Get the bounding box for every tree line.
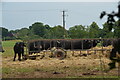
[1,21,120,41]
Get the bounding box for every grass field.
[2,40,21,57]
[1,40,120,78]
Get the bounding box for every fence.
[26,38,113,55]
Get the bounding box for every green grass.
[2,67,35,77]
[2,40,21,57]
[15,67,34,73]
[2,67,13,74]
[2,41,16,47]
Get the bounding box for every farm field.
[1,40,120,79]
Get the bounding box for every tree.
[1,27,9,38]
[47,25,67,39]
[0,27,16,40]
[29,22,46,37]
[101,22,114,38]
[113,21,120,38]
[68,25,87,39]
[43,24,52,39]
[17,28,29,40]
[88,22,100,38]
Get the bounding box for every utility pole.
[62,10,66,29]
[62,10,67,38]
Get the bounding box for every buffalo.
[108,38,120,69]
[102,39,113,47]
[13,42,26,61]
[102,38,120,69]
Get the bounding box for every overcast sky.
[1,0,119,2]
[1,1,119,30]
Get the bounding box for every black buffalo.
[101,38,120,61]
[108,38,120,69]
[28,40,50,54]
[13,42,26,61]
[110,39,120,59]
[100,38,120,69]
[102,39,113,47]
[28,39,100,54]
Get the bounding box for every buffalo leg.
[110,48,117,60]
[13,53,17,61]
[108,61,116,69]
[108,48,117,69]
[22,52,25,60]
[18,53,21,61]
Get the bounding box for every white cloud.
[1,0,119,2]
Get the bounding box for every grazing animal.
[13,42,25,61]
[101,38,120,69]
[108,38,120,69]
[102,39,113,47]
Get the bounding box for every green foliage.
[2,21,119,40]
[88,22,100,38]
[51,25,66,39]
[113,21,120,38]
[101,22,114,38]
[1,27,9,38]
[0,27,16,40]
[16,28,30,41]
[3,36,16,40]
[29,22,47,37]
[43,25,68,39]
[69,25,88,39]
